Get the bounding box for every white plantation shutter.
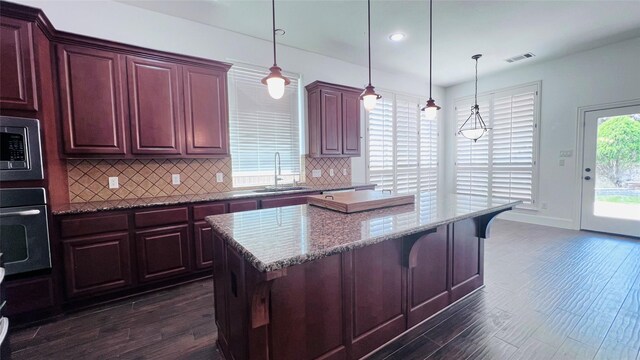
[368,96,395,191]
[454,83,539,208]
[228,65,302,187]
[420,109,439,192]
[396,98,420,194]
[367,93,438,194]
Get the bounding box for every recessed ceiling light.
[389,32,405,42]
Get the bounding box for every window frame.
[453,81,541,210]
[227,62,305,188]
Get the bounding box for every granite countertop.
[206,192,521,273]
[52,183,373,215]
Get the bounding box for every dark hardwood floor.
[10,220,640,359]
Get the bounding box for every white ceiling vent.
[505,53,535,63]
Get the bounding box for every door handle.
[0,209,41,218]
[584,176,591,180]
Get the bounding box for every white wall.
[444,37,640,229]
[14,0,444,185]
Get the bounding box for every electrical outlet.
[559,150,573,158]
[329,168,334,177]
[559,159,565,166]
[171,174,180,185]
[312,169,321,178]
[342,168,348,176]
[108,177,119,189]
[216,172,224,183]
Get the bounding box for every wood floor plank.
[466,335,518,360]
[551,338,599,360]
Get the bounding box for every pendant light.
[421,0,440,120]
[458,54,490,142]
[261,0,290,100]
[360,0,381,112]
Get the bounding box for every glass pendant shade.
[422,98,441,120]
[459,128,487,141]
[261,66,290,100]
[361,85,381,112]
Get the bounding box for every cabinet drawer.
[228,200,258,213]
[60,213,129,238]
[135,207,188,228]
[4,276,54,316]
[193,203,226,221]
[261,195,311,209]
[63,233,133,298]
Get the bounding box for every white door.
[581,104,640,238]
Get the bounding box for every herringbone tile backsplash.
[67,157,352,203]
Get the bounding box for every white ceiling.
[118,0,640,87]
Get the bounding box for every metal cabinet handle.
[584,176,591,180]
[324,195,334,200]
[0,209,41,217]
[585,168,591,172]
[382,189,392,194]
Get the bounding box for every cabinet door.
[407,226,450,327]
[194,220,214,269]
[451,219,483,302]
[57,45,127,154]
[183,65,229,156]
[320,89,343,155]
[349,238,405,358]
[0,17,37,111]
[127,56,183,155]
[341,91,361,156]
[63,232,132,298]
[135,224,191,282]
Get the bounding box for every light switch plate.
[329,169,334,177]
[342,168,348,176]
[171,174,180,185]
[108,177,119,189]
[559,150,573,158]
[559,159,565,166]
[312,169,321,178]
[216,172,224,183]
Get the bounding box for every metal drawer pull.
[0,209,41,217]
[0,301,5,312]
[324,195,334,200]
[0,268,4,285]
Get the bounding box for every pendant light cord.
[474,57,478,106]
[367,0,372,86]
[429,0,433,99]
[272,0,277,66]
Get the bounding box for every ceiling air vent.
[505,52,535,63]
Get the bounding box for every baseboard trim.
[497,211,574,229]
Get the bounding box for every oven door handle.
[0,209,41,217]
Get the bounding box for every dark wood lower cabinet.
[193,221,214,269]
[63,232,132,298]
[349,239,405,358]
[451,218,483,302]
[135,224,191,282]
[407,226,450,327]
[213,218,493,360]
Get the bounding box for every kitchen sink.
[253,186,310,193]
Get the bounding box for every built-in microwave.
[0,116,43,182]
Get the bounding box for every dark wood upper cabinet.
[341,91,361,156]
[306,81,362,157]
[127,56,183,155]
[183,65,229,156]
[320,89,342,155]
[0,16,38,111]
[57,45,127,154]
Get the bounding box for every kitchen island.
[206,192,520,360]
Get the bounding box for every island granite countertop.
[52,182,373,215]
[206,192,521,272]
